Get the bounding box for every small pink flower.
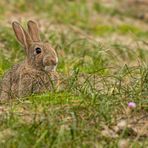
[128,102,136,108]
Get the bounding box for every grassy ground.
[0,0,148,147]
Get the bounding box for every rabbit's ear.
[12,21,32,51]
[27,20,41,42]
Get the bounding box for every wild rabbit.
[0,20,59,99]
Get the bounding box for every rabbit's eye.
[35,47,41,54]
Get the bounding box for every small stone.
[118,139,129,148]
[117,120,127,129]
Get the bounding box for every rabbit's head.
[12,20,58,72]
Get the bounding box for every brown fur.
[0,20,59,99]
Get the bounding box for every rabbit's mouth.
[44,65,56,72]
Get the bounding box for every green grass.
[0,0,148,147]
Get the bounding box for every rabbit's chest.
[10,68,58,98]
[18,72,55,94]
[31,73,52,93]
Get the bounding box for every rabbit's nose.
[43,56,57,66]
[50,58,57,66]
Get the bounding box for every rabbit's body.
[0,20,59,99]
[0,62,58,99]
